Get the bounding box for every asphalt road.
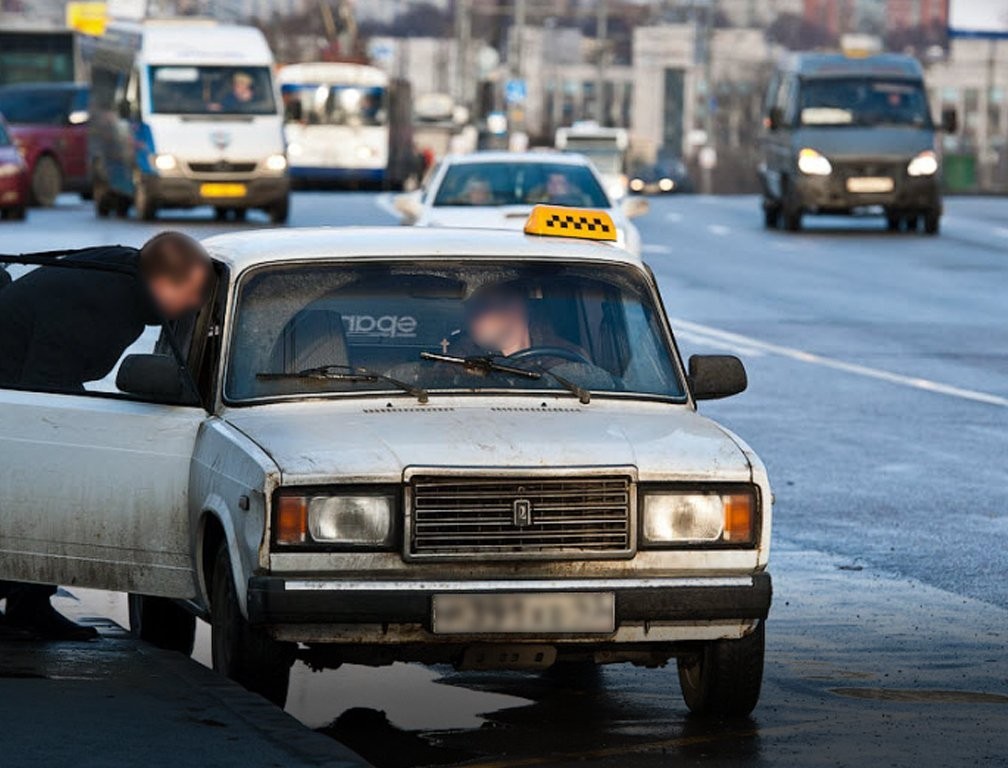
[2,193,1006,767]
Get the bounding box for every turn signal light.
[275,495,308,545]
[723,494,754,542]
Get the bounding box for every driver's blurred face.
[466,288,530,356]
[547,173,570,196]
[233,74,253,102]
[464,178,492,205]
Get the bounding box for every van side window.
[782,76,800,125]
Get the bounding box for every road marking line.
[707,224,730,236]
[664,211,683,222]
[671,318,1008,408]
[676,329,765,358]
[374,192,400,220]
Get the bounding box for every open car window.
[0,258,201,405]
[226,260,686,404]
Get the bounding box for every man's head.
[466,284,530,357]
[232,72,254,103]
[139,232,212,319]
[463,177,493,205]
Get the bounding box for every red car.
[0,115,28,220]
[0,82,89,206]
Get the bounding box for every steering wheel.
[507,346,592,366]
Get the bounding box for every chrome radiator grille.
[408,475,633,559]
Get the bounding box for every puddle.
[831,688,1008,704]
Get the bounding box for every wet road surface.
[4,192,1007,766]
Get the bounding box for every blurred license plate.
[846,177,893,193]
[432,592,615,635]
[200,183,247,198]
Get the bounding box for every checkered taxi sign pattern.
[524,205,618,242]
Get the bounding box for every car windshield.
[226,261,685,403]
[0,121,10,145]
[282,84,387,126]
[798,77,931,127]
[0,87,72,124]
[149,65,277,116]
[433,162,610,208]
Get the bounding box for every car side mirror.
[941,107,957,133]
[621,195,650,219]
[393,191,423,222]
[116,353,196,404]
[688,354,747,401]
[767,106,783,131]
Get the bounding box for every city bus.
[279,62,417,189]
[555,121,630,200]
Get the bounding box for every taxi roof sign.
[524,205,617,243]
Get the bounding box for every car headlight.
[154,153,177,172]
[265,153,288,171]
[629,178,645,192]
[356,145,375,160]
[287,142,302,158]
[797,148,832,176]
[641,489,756,545]
[907,150,938,177]
[275,490,395,548]
[658,177,675,192]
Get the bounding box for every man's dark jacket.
[0,246,158,391]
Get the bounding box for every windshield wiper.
[419,352,591,404]
[257,364,428,403]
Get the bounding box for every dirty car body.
[0,226,771,716]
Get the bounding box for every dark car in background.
[628,158,692,194]
[0,115,28,220]
[0,82,89,206]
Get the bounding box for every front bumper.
[793,173,940,214]
[247,572,772,638]
[145,174,289,208]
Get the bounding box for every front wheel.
[762,200,780,229]
[923,210,940,236]
[134,177,157,221]
[268,195,289,225]
[677,621,765,717]
[30,155,62,207]
[128,594,196,655]
[210,543,294,706]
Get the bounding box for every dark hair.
[139,231,210,284]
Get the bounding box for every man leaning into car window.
[0,232,211,640]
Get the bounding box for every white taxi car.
[393,152,648,256]
[0,208,771,716]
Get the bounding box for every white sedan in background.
[394,151,647,256]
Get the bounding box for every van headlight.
[907,150,938,177]
[275,490,395,548]
[797,148,832,176]
[154,153,178,172]
[641,489,756,546]
[265,153,288,171]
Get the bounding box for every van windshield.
[799,77,931,128]
[149,65,276,116]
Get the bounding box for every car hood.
[792,125,933,161]
[222,398,752,485]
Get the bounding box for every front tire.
[762,199,780,229]
[134,176,157,221]
[128,594,196,655]
[210,543,294,706]
[30,155,62,207]
[268,195,289,225]
[677,621,765,717]
[923,210,940,235]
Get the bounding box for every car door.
[0,258,208,598]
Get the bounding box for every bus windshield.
[799,77,932,128]
[282,84,387,126]
[149,65,277,116]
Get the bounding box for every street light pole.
[595,0,607,124]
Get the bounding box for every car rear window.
[433,162,611,208]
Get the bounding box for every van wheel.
[30,156,62,207]
[94,184,112,218]
[762,200,780,229]
[128,594,196,655]
[923,210,940,235]
[677,622,765,717]
[268,195,289,225]
[4,205,27,221]
[885,211,901,231]
[134,178,157,221]
[210,543,294,706]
